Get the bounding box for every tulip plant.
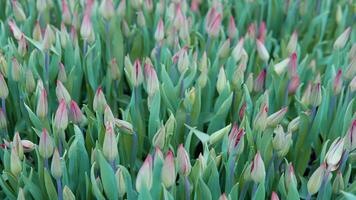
[0,0,355,199]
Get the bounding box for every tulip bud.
[239,103,247,120]
[59,23,68,48]
[161,150,176,188]
[254,104,268,131]
[174,5,185,29]
[165,113,176,138]
[131,0,142,10]
[18,35,27,56]
[307,163,326,195]
[36,0,47,13]
[117,0,126,17]
[0,108,7,129]
[21,140,35,152]
[333,69,343,95]
[345,120,356,151]
[206,10,221,38]
[99,0,115,20]
[0,53,8,77]
[12,0,26,22]
[63,186,75,200]
[36,88,48,119]
[273,58,290,75]
[11,58,22,82]
[58,63,67,83]
[301,82,312,106]
[80,9,94,41]
[0,73,9,99]
[345,58,356,80]
[288,116,300,133]
[254,69,266,92]
[61,0,71,25]
[51,148,62,179]
[13,132,24,160]
[8,20,22,40]
[325,137,344,171]
[136,154,153,192]
[198,72,208,88]
[54,99,68,131]
[349,76,356,92]
[332,171,344,194]
[250,152,266,184]
[183,87,196,112]
[246,73,254,92]
[109,59,121,81]
[104,105,115,124]
[177,144,191,176]
[144,59,159,96]
[285,163,297,191]
[155,18,165,42]
[17,188,25,200]
[333,27,351,50]
[197,154,207,174]
[43,25,55,50]
[273,126,292,157]
[271,192,280,200]
[69,100,83,124]
[232,38,244,62]
[152,124,166,149]
[258,21,266,43]
[33,21,42,41]
[256,39,270,62]
[288,75,300,94]
[267,107,288,127]
[217,67,227,94]
[153,146,164,166]
[11,146,22,176]
[132,59,144,87]
[228,16,237,39]
[56,81,71,104]
[287,31,298,55]
[137,11,146,28]
[309,82,322,107]
[115,166,127,197]
[210,124,232,145]
[103,122,118,162]
[177,50,189,74]
[218,39,231,58]
[228,124,245,154]
[93,86,107,113]
[232,67,244,89]
[25,69,35,93]
[288,53,298,78]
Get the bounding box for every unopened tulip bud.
[51,148,62,179]
[217,67,227,94]
[131,0,142,10]
[0,73,9,99]
[197,154,207,174]
[136,154,153,192]
[103,122,118,162]
[228,124,245,154]
[80,10,94,41]
[54,99,68,131]
[333,27,351,50]
[210,124,232,145]
[8,20,22,40]
[33,21,42,41]
[228,16,237,39]
[232,67,244,89]
[60,23,68,49]
[116,166,127,197]
[61,0,71,25]
[199,51,208,72]
[132,59,144,87]
[219,193,228,200]
[153,146,164,166]
[288,53,298,78]
[258,21,266,43]
[183,87,196,112]
[288,116,300,133]
[198,72,208,88]
[254,69,266,92]
[17,188,25,200]
[25,69,35,93]
[137,11,146,28]
[301,82,312,106]
[256,39,269,62]
[325,137,344,171]
[152,124,166,149]
[250,152,266,184]
[161,150,176,188]
[121,20,131,37]
[11,146,22,176]
[0,53,8,77]
[345,120,356,151]
[0,109,7,129]
[285,163,297,191]
[239,103,247,120]
[333,69,343,95]
[332,171,344,194]
[103,105,115,124]
[165,113,176,137]
[287,31,298,55]
[349,76,356,92]
[58,63,67,83]
[99,0,115,20]
[309,82,322,107]
[56,81,71,104]
[288,75,300,94]
[43,25,55,50]
[69,100,83,124]
[206,11,221,38]
[109,59,121,81]
[345,58,356,80]
[154,18,164,42]
[117,0,126,17]
[273,125,292,157]
[218,39,231,58]
[232,38,244,62]
[177,144,191,176]
[36,0,47,13]
[12,0,26,22]
[246,73,254,92]
[21,140,35,152]
[267,107,288,127]
[93,86,107,113]
[177,50,189,74]
[11,58,22,82]
[13,132,24,160]
[274,58,290,75]
[144,60,159,96]
[307,163,326,195]
[63,186,75,200]
[254,104,268,131]
[174,5,185,29]
[18,35,27,56]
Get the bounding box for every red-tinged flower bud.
[250,151,266,184]
[228,16,237,39]
[271,192,280,200]
[254,69,266,92]
[274,58,290,75]
[80,9,94,41]
[0,73,9,99]
[285,163,297,191]
[325,137,344,171]
[69,100,83,124]
[8,20,22,40]
[18,34,27,56]
[131,59,143,87]
[10,146,22,176]
[288,53,298,78]
[177,144,191,176]
[110,58,121,81]
[309,82,322,107]
[267,107,288,127]
[36,88,48,119]
[104,105,115,124]
[103,122,118,162]
[12,0,26,22]
[0,108,7,129]
[153,146,164,166]
[136,154,153,192]
[0,53,8,78]
[218,39,231,58]
[345,119,356,151]
[177,49,189,74]
[25,69,35,93]
[54,99,68,131]
[60,23,68,48]
[144,59,159,96]
[174,5,185,29]
[333,69,343,95]
[21,140,35,152]
[247,23,256,39]
[56,80,71,104]
[33,21,42,41]
[191,0,200,12]
[61,0,71,25]
[137,11,146,28]
[219,193,228,200]
[161,150,176,188]
[13,132,24,160]
[333,27,351,50]
[288,75,300,94]
[332,171,344,194]
[287,31,298,55]
[216,67,227,94]
[154,18,165,42]
[206,12,221,38]
[144,0,153,13]
[99,0,115,20]
[239,103,247,120]
[43,25,55,50]
[51,148,62,179]
[307,163,326,195]
[256,39,270,62]
[58,62,67,83]
[152,124,166,149]
[228,124,245,155]
[254,103,268,131]
[117,0,126,17]
[93,86,107,113]
[272,125,292,157]
[258,21,266,43]
[115,166,127,197]
[11,57,21,82]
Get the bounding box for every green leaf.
[252,183,265,200]
[97,151,118,200]
[195,178,212,200]
[44,169,58,200]
[90,163,106,200]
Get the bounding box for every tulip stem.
[111,160,116,171]
[265,151,276,190]
[44,158,49,169]
[317,169,330,200]
[239,181,250,200]
[56,178,63,200]
[284,80,290,106]
[130,131,138,176]
[184,176,190,200]
[205,36,211,53]
[44,50,50,92]
[83,40,88,56]
[58,136,63,156]
[251,183,258,198]
[306,193,311,200]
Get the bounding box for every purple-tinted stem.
[239,181,250,200]
[184,176,190,200]
[317,170,330,200]
[306,193,311,200]
[44,158,49,169]
[83,41,88,56]
[251,183,258,198]
[130,131,138,176]
[228,155,236,192]
[58,136,63,156]
[111,159,116,171]
[284,80,290,106]
[265,152,276,190]
[44,51,49,92]
[56,178,63,200]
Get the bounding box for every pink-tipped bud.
[103,122,118,162]
[285,163,297,191]
[258,21,266,43]
[206,11,221,38]
[61,0,71,25]
[69,100,83,124]
[54,99,68,131]
[99,0,115,20]
[10,146,22,176]
[104,105,115,124]
[117,0,126,17]
[0,73,9,99]
[250,152,266,184]
[153,146,164,166]
[13,132,24,160]
[254,103,268,131]
[256,39,270,62]
[56,80,71,104]
[228,16,237,39]
[287,31,298,55]
[80,8,94,41]
[333,27,351,50]
[25,68,35,93]
[228,124,245,154]
[239,103,247,120]
[288,75,300,94]
[271,192,280,200]
[161,150,176,188]
[154,18,165,42]
[110,58,121,81]
[58,62,67,83]
[93,86,107,113]
[174,5,185,29]
[219,193,228,200]
[267,107,288,127]
[333,69,343,95]
[144,59,159,96]
[51,148,62,179]
[254,69,266,92]
[307,163,326,195]
[12,0,26,22]
[309,82,322,107]
[288,53,298,78]
[144,0,153,13]
[345,119,356,151]
[325,137,344,171]
[191,0,200,12]
[36,88,48,119]
[18,34,28,56]
[42,24,55,50]
[39,128,54,159]
[8,20,22,40]
[177,144,191,176]
[132,59,144,87]
[21,140,35,152]
[247,23,256,39]
[33,21,42,41]
[11,57,21,82]
[136,154,153,192]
